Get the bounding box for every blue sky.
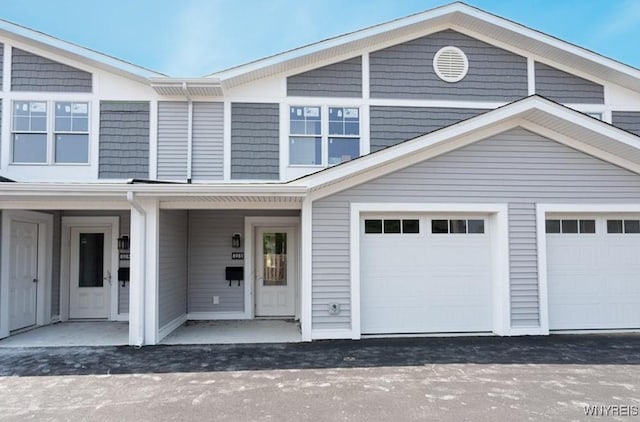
[1,0,639,77]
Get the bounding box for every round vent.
[433,46,468,83]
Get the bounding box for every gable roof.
[290,95,640,198]
[208,2,640,92]
[0,18,166,82]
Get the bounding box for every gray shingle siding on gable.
[612,111,640,136]
[369,30,528,101]
[370,106,488,152]
[231,103,280,180]
[157,102,188,180]
[534,62,604,104]
[11,48,92,92]
[98,101,150,179]
[192,102,224,180]
[312,128,640,331]
[287,56,362,98]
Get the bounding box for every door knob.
[32,278,38,283]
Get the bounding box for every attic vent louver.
[433,46,468,83]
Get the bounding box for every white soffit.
[149,79,224,97]
[209,3,640,92]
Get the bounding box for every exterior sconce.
[232,233,241,249]
[117,235,129,251]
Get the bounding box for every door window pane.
[579,219,596,234]
[545,220,561,233]
[561,220,578,233]
[432,219,448,234]
[383,220,401,233]
[13,133,47,163]
[450,219,467,234]
[364,220,382,234]
[79,233,104,288]
[607,220,623,233]
[263,233,287,286]
[625,220,640,233]
[402,219,420,233]
[468,219,485,234]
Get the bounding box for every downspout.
[182,82,193,184]
[127,191,146,346]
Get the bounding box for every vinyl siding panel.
[369,30,528,101]
[11,48,92,92]
[370,106,488,151]
[230,103,279,180]
[192,102,224,180]
[612,111,640,136]
[158,210,188,328]
[98,102,150,179]
[157,102,188,180]
[287,56,362,98]
[188,210,299,314]
[312,128,640,331]
[0,44,4,89]
[534,62,604,104]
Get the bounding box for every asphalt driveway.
[0,335,639,421]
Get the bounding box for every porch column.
[300,198,313,341]
[128,196,160,346]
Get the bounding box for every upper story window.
[12,100,89,164]
[289,105,360,166]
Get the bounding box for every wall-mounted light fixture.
[232,233,241,249]
[117,235,129,251]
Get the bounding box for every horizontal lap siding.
[534,62,604,104]
[159,210,188,328]
[192,102,224,180]
[231,103,279,180]
[157,102,188,180]
[312,128,640,331]
[612,111,640,136]
[99,102,150,179]
[0,44,3,87]
[11,48,92,92]
[370,106,488,151]
[287,56,362,98]
[369,30,527,101]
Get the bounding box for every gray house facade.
[1,3,640,346]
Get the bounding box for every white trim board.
[158,313,188,342]
[349,203,511,340]
[0,210,53,339]
[535,203,640,335]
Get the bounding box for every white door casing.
[255,226,296,317]
[9,221,39,331]
[69,226,112,319]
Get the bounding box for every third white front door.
[255,227,295,317]
[9,221,39,331]
[69,227,112,319]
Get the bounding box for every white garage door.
[546,216,640,330]
[360,215,493,335]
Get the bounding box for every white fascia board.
[293,96,640,194]
[0,21,165,81]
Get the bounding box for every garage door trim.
[536,203,640,335]
[350,203,510,339]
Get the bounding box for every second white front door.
[255,227,296,317]
[9,221,39,331]
[69,227,112,319]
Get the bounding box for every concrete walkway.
[0,322,129,347]
[0,335,638,421]
[161,320,301,345]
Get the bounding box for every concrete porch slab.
[161,320,301,345]
[0,322,129,348]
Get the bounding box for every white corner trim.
[362,53,370,100]
[534,203,640,335]
[527,57,535,95]
[300,199,313,341]
[148,100,159,179]
[349,203,511,339]
[223,101,232,181]
[158,313,187,342]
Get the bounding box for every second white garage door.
[360,215,493,335]
[546,216,640,330]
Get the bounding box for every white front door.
[9,221,39,331]
[255,227,295,317]
[69,227,112,319]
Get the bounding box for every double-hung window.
[12,100,90,164]
[289,105,360,167]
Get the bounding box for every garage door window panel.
[383,220,401,234]
[402,219,420,234]
[364,219,382,234]
[547,219,596,234]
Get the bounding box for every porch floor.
[0,322,129,348]
[161,320,302,345]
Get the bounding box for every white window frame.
[10,99,91,166]
[288,104,362,168]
